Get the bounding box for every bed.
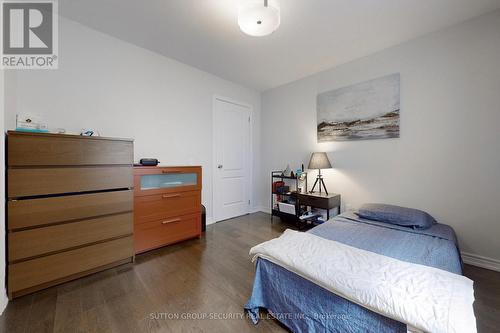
[244,210,471,333]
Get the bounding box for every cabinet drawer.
[134,213,201,253]
[297,195,325,208]
[8,190,133,230]
[8,166,133,198]
[8,236,134,294]
[7,133,133,166]
[133,166,202,196]
[8,213,133,262]
[296,194,340,209]
[134,191,201,224]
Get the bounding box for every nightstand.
[295,192,341,220]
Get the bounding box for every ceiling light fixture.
[238,0,280,37]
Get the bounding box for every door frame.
[212,95,253,223]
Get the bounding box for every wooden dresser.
[6,131,134,298]
[134,166,202,254]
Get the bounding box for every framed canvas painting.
[317,73,400,142]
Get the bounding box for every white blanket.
[250,229,476,333]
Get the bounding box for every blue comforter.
[244,212,463,332]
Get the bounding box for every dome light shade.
[238,0,280,37]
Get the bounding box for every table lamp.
[308,152,332,195]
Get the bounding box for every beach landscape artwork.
[317,73,400,142]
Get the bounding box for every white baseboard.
[249,206,260,213]
[0,293,8,315]
[207,208,266,225]
[252,205,270,214]
[206,217,216,226]
[461,252,500,272]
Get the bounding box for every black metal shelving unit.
[270,170,307,226]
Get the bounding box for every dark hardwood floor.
[1,212,499,333]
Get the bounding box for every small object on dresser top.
[139,158,160,166]
[53,128,66,134]
[16,113,49,133]
[80,129,99,136]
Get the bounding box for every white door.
[213,97,251,222]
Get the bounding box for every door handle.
[217,164,223,169]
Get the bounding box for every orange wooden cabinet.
[133,166,202,254]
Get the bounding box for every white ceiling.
[60,0,500,91]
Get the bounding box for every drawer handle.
[162,170,182,174]
[162,218,181,225]
[162,194,181,199]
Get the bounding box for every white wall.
[4,17,262,222]
[0,70,7,313]
[260,11,500,263]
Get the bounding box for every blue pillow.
[356,203,436,229]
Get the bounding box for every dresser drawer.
[8,213,133,262]
[8,190,133,230]
[134,213,201,253]
[7,133,133,166]
[8,236,134,295]
[8,166,133,198]
[134,190,201,224]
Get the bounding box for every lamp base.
[310,171,328,195]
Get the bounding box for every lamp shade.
[308,152,332,170]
